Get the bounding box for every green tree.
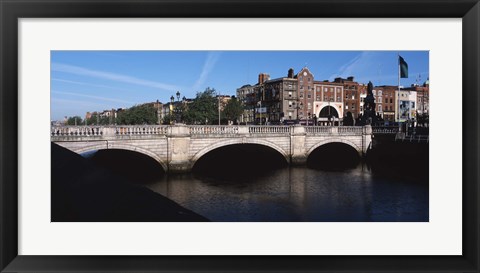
[183,87,218,125]
[223,96,243,124]
[87,113,110,125]
[116,104,157,125]
[162,113,174,125]
[66,116,83,125]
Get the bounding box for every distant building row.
[79,95,232,125]
[236,67,429,124]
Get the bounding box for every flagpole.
[398,53,400,124]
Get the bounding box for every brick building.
[373,86,396,122]
[333,77,362,119]
[237,67,345,124]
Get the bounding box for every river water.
[145,164,428,222]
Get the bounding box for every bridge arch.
[191,138,290,166]
[306,138,362,157]
[75,143,168,172]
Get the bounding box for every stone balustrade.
[372,126,399,134]
[116,125,168,136]
[189,125,239,135]
[51,126,104,137]
[51,125,368,140]
[248,126,291,135]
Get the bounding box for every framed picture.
[1,0,478,272]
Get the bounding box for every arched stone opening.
[319,106,339,118]
[192,142,289,179]
[307,141,361,170]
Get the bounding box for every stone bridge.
[51,125,373,173]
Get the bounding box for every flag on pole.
[399,55,408,78]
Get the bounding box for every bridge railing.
[51,126,104,137]
[305,126,363,135]
[189,125,239,135]
[338,127,364,135]
[372,126,399,134]
[116,125,168,136]
[305,126,332,134]
[51,125,369,139]
[248,126,291,135]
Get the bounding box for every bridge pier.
[290,126,307,165]
[167,125,192,173]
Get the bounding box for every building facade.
[237,67,344,125]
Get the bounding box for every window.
[346,105,349,110]
[385,98,388,103]
[378,105,382,112]
[307,93,311,99]
[300,85,303,90]
[308,77,311,82]
[308,103,312,109]
[352,95,355,100]
[316,96,320,101]
[299,76,303,81]
[337,96,341,102]
[352,104,355,110]
[390,98,393,103]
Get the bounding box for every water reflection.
[146,163,428,222]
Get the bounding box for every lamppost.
[156,99,160,125]
[170,95,175,124]
[176,91,181,123]
[218,93,221,126]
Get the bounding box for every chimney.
[347,76,354,81]
[288,68,294,78]
[258,73,270,84]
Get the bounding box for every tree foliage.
[86,113,111,125]
[116,104,158,125]
[66,116,83,126]
[183,87,219,125]
[223,96,243,123]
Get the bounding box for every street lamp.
[176,91,181,123]
[170,95,175,124]
[218,93,221,126]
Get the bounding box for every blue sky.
[51,51,429,120]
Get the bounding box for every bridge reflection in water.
[51,125,373,173]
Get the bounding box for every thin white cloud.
[52,78,130,92]
[51,63,180,91]
[52,90,133,104]
[51,98,108,108]
[329,52,371,81]
[192,52,221,91]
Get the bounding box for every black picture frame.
[1,0,479,272]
